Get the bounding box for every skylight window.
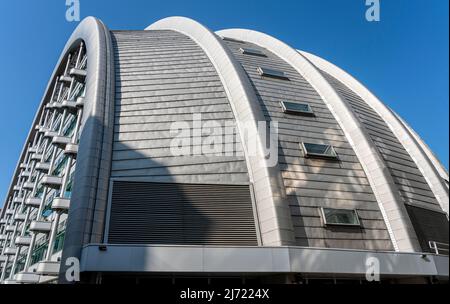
[281,101,314,116]
[320,208,361,226]
[240,47,267,57]
[257,67,289,80]
[301,143,338,160]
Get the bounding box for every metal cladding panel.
[107,181,258,245]
[405,204,449,253]
[111,30,249,185]
[322,71,441,212]
[222,40,393,251]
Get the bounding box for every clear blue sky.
[0,0,448,207]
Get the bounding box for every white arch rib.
[302,51,449,215]
[393,110,449,187]
[1,16,106,212]
[216,28,429,252]
[147,17,296,246]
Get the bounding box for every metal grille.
[108,181,258,245]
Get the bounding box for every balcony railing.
[429,241,449,255]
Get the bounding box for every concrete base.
[80,244,449,279]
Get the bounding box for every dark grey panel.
[107,181,258,245]
[405,204,449,253]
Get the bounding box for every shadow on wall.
[59,116,213,282]
[277,149,368,250]
[60,113,259,282]
[61,114,211,248]
[244,75,372,250]
[105,146,211,246]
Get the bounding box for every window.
[239,47,267,57]
[63,118,77,137]
[35,186,44,199]
[65,175,73,198]
[281,101,314,116]
[53,230,66,253]
[222,36,245,44]
[257,67,289,80]
[301,143,338,160]
[41,197,54,218]
[52,155,69,176]
[321,208,360,226]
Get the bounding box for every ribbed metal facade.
[0,16,448,284]
[111,30,248,185]
[323,72,441,211]
[222,39,393,251]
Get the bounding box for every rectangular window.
[281,101,314,116]
[239,47,267,57]
[63,118,76,137]
[52,155,69,176]
[301,142,338,160]
[321,208,360,226]
[257,67,289,80]
[35,186,45,198]
[222,37,245,44]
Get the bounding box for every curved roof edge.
[147,17,296,246]
[301,50,449,214]
[58,16,116,281]
[1,16,106,216]
[392,109,449,181]
[216,28,437,252]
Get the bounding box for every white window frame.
[239,47,267,57]
[257,66,289,80]
[320,207,361,227]
[281,101,315,116]
[301,142,339,160]
[222,36,245,44]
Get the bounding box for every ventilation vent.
[107,181,258,246]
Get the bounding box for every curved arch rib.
[393,110,449,187]
[147,17,296,246]
[58,16,115,282]
[216,28,429,252]
[301,51,449,215]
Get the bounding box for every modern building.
[0,16,448,284]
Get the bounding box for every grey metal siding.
[223,40,393,250]
[111,30,248,185]
[107,181,258,245]
[322,71,441,211]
